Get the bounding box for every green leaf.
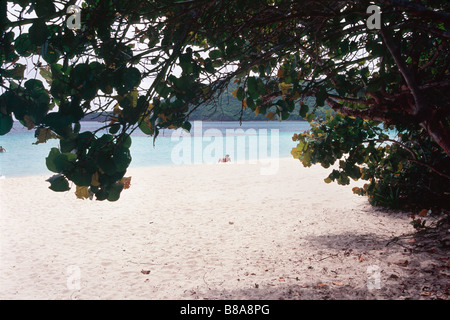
[43,46,59,64]
[60,136,77,153]
[14,33,35,57]
[367,79,382,93]
[25,79,47,99]
[45,148,76,173]
[247,77,258,99]
[204,58,215,73]
[299,103,309,118]
[29,20,49,46]
[34,0,56,17]
[0,112,13,135]
[236,87,244,101]
[122,67,141,91]
[107,182,124,201]
[109,123,121,134]
[46,148,62,173]
[73,122,81,134]
[139,118,153,135]
[114,147,131,172]
[94,187,108,201]
[65,152,77,162]
[47,175,70,192]
[98,153,117,175]
[68,168,93,187]
[209,49,222,60]
[39,67,53,85]
[182,121,191,132]
[118,133,132,149]
[3,64,26,79]
[316,87,328,107]
[76,131,95,151]
[71,63,90,85]
[42,113,74,137]
[180,54,194,74]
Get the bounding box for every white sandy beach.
[0,158,448,300]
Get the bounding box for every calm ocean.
[0,121,310,178]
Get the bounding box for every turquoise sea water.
[0,121,310,177]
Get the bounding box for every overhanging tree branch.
[325,98,410,124]
[379,27,428,120]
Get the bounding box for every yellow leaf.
[254,106,260,116]
[231,89,238,98]
[23,115,35,130]
[119,176,132,189]
[113,104,123,116]
[91,172,101,187]
[324,177,332,184]
[242,99,247,109]
[393,259,409,267]
[266,112,276,120]
[277,68,284,78]
[291,91,302,100]
[33,128,58,145]
[130,88,138,108]
[418,209,428,217]
[158,113,168,122]
[291,148,301,158]
[75,186,91,200]
[278,82,292,95]
[201,86,210,95]
[109,116,118,125]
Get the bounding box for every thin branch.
[407,159,450,180]
[363,139,450,180]
[379,27,428,120]
[325,98,399,123]
[327,93,374,106]
[381,0,450,24]
[5,0,77,28]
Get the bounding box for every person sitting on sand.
[218,154,231,163]
[0,146,6,153]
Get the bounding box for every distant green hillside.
[187,84,333,122]
[82,83,334,122]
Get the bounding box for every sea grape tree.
[1,0,448,207]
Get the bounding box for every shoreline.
[0,158,447,300]
[0,156,295,180]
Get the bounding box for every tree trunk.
[421,117,450,157]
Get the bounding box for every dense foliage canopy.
[1,0,449,208]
